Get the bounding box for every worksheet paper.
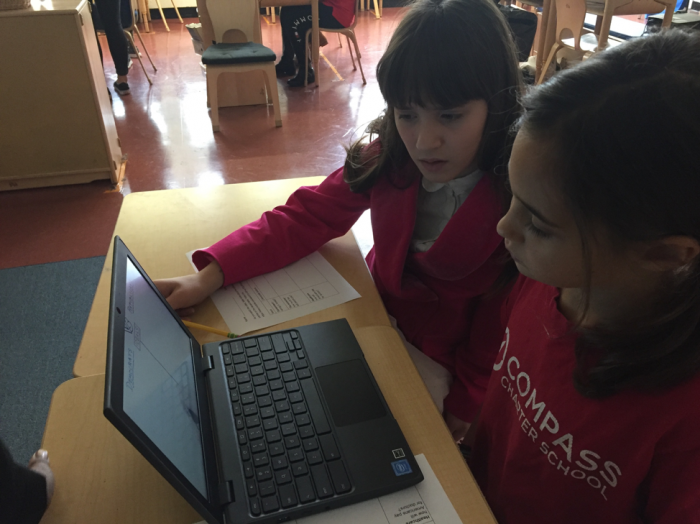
[187,251,361,335]
[193,454,462,524]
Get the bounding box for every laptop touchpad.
[315,360,386,427]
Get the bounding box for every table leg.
[311,0,319,87]
[536,0,556,80]
[138,0,150,32]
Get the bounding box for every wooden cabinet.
[0,0,123,190]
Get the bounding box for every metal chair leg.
[124,30,153,84]
[153,0,170,31]
[170,0,183,24]
[133,25,157,72]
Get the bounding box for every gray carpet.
[0,257,104,464]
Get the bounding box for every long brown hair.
[518,30,700,398]
[343,0,522,201]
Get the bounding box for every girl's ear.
[639,236,700,272]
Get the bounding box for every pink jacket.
[193,161,508,421]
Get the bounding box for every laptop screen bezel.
[104,236,224,524]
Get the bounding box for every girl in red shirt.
[473,29,700,524]
[156,0,522,444]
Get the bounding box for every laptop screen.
[122,257,208,498]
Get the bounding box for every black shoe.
[287,67,314,87]
[127,34,140,57]
[113,81,130,96]
[275,60,296,78]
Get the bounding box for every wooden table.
[41,327,497,524]
[74,177,390,378]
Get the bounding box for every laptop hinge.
[218,480,235,505]
[202,354,215,373]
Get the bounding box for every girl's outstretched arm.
[192,167,371,289]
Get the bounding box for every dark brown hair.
[343,0,522,199]
[518,30,700,398]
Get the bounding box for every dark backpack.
[497,4,539,62]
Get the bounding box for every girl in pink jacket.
[156,0,522,443]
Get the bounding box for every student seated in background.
[274,0,354,87]
[0,441,54,523]
[470,29,700,524]
[155,0,523,445]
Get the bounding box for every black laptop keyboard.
[221,331,353,517]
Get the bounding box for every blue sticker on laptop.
[391,459,412,476]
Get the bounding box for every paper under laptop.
[187,250,361,335]
[192,454,462,524]
[297,454,462,524]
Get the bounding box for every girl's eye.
[440,112,463,122]
[395,112,415,121]
[527,222,552,239]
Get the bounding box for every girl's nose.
[496,203,523,243]
[415,123,441,151]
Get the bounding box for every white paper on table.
[187,250,361,336]
[192,454,462,524]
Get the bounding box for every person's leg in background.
[278,3,345,87]
[93,0,131,95]
[287,8,313,87]
[278,5,310,80]
[289,3,345,87]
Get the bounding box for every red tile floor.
[0,9,406,269]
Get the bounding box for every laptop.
[104,236,423,524]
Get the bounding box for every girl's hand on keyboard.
[153,260,224,314]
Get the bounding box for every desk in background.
[41,327,497,523]
[74,177,391,377]
[0,0,123,190]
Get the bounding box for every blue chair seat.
[202,42,276,66]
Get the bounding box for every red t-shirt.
[321,0,355,27]
[470,276,700,524]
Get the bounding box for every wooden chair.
[135,0,183,32]
[585,0,675,49]
[125,0,157,84]
[155,0,183,32]
[304,0,367,85]
[360,0,381,18]
[200,0,282,131]
[536,0,621,84]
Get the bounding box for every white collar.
[421,169,482,194]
